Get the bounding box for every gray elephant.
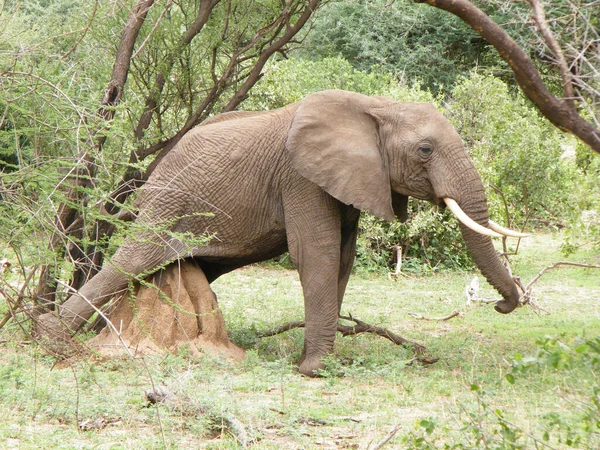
[37,90,525,376]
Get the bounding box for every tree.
[415,0,600,153]
[8,0,321,308]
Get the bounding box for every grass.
[0,232,598,449]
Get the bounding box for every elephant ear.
[286,90,394,221]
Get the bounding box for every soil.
[89,260,245,362]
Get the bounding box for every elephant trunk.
[436,163,521,313]
[460,225,520,313]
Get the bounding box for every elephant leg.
[337,209,360,314]
[35,233,181,340]
[284,185,342,377]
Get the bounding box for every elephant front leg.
[337,209,360,313]
[297,253,341,376]
[284,193,343,377]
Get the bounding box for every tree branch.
[528,0,575,106]
[416,0,600,153]
[525,261,600,293]
[258,314,426,354]
[36,0,156,304]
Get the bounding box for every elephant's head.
[286,90,524,313]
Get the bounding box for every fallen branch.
[525,261,600,291]
[258,314,426,354]
[371,424,402,450]
[408,310,463,321]
[145,385,253,447]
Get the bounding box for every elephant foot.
[298,356,326,377]
[494,297,519,314]
[34,312,74,351]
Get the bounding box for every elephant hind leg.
[36,234,181,340]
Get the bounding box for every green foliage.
[301,0,501,93]
[246,55,435,110]
[447,72,578,228]
[355,204,473,274]
[402,334,600,449]
[562,152,600,254]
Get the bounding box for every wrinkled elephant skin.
[36,90,521,376]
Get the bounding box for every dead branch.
[408,310,463,321]
[525,261,600,291]
[387,245,406,280]
[145,385,253,447]
[371,424,402,450]
[508,261,600,313]
[258,314,426,354]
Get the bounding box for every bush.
[355,204,472,274]
[562,151,600,254]
[447,72,578,229]
[245,55,435,110]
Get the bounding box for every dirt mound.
[89,261,245,361]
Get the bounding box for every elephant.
[36,89,526,376]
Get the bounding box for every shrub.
[447,72,578,229]
[245,55,435,110]
[355,204,472,274]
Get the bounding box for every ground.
[0,233,598,448]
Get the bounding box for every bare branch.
[528,0,574,106]
[408,311,463,321]
[372,424,402,450]
[416,0,600,153]
[258,314,426,354]
[525,261,600,292]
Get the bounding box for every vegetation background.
[0,0,598,447]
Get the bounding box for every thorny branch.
[36,0,156,305]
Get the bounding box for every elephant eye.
[418,145,433,156]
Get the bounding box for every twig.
[525,261,600,291]
[371,424,402,450]
[408,310,463,321]
[0,266,37,331]
[61,0,99,60]
[338,315,426,354]
[388,245,406,280]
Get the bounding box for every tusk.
[443,198,503,238]
[488,220,530,238]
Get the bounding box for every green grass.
[0,233,598,448]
